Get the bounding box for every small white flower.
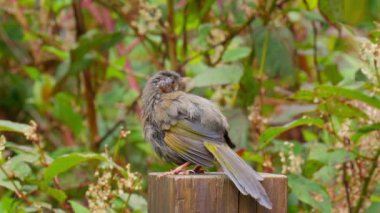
[359,40,380,83]
[0,135,6,157]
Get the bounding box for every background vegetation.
[0,0,380,212]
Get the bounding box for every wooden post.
[148,172,287,213]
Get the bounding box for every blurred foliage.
[0,0,380,212]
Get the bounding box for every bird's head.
[142,71,186,119]
[148,71,185,94]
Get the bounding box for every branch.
[302,0,321,83]
[93,0,164,69]
[167,0,178,71]
[181,2,189,62]
[342,162,353,213]
[179,12,257,67]
[73,0,99,149]
[0,165,32,205]
[354,147,380,213]
[81,0,143,120]
[96,119,124,145]
[257,30,270,112]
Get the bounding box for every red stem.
[82,0,142,118]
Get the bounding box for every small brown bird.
[142,71,272,209]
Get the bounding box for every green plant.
[1,0,380,212]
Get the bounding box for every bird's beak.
[180,77,192,91]
[181,77,191,85]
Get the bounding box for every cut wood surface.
[148,172,287,213]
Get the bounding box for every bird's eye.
[158,77,176,93]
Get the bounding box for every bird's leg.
[177,165,205,175]
[192,165,205,174]
[159,162,191,177]
[193,165,205,174]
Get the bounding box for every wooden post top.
[148,172,288,213]
[149,172,287,179]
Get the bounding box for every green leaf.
[319,0,370,26]
[302,10,325,22]
[32,74,55,110]
[236,66,259,108]
[0,18,31,64]
[0,169,22,192]
[303,129,318,142]
[352,123,380,142]
[303,160,324,178]
[191,64,243,87]
[305,0,318,9]
[5,158,32,180]
[129,194,148,212]
[69,201,91,213]
[242,151,263,164]
[288,174,332,213]
[369,0,380,20]
[316,85,380,109]
[0,120,30,134]
[223,108,249,147]
[1,192,23,212]
[222,47,251,62]
[123,90,140,107]
[371,195,380,202]
[71,31,124,68]
[308,143,355,165]
[365,202,380,213]
[288,192,299,213]
[49,0,72,13]
[52,93,84,136]
[195,24,212,47]
[23,66,41,80]
[118,193,147,212]
[54,30,125,90]
[69,52,96,76]
[254,27,294,78]
[313,165,337,184]
[200,0,215,18]
[292,90,314,101]
[44,153,107,181]
[318,101,368,119]
[43,46,69,60]
[293,85,380,109]
[36,182,67,204]
[323,64,343,84]
[327,149,355,164]
[269,104,317,125]
[308,143,329,163]
[106,57,126,80]
[259,117,324,147]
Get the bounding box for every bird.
[142,70,272,209]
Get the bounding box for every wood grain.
[148,172,287,213]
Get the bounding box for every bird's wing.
[156,92,229,167]
[164,119,224,167]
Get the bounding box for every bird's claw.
[159,168,205,177]
[177,170,193,175]
[158,163,204,177]
[158,169,192,177]
[192,166,205,174]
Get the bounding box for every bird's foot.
[161,169,203,176]
[176,170,194,175]
[158,162,191,177]
[190,166,205,174]
[159,165,205,177]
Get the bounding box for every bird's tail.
[204,142,272,209]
